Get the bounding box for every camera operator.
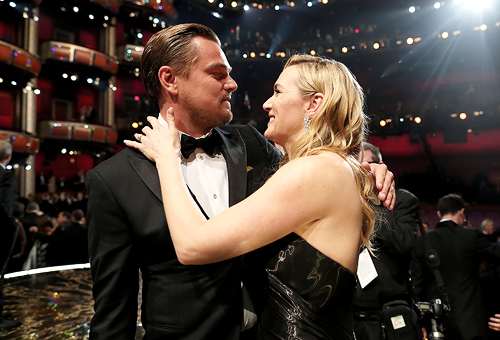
[411,194,500,340]
[353,143,423,340]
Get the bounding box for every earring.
[303,114,312,132]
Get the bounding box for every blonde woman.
[127,55,378,339]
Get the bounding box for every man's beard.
[184,95,233,131]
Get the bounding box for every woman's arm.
[125,112,354,265]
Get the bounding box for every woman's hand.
[124,107,181,163]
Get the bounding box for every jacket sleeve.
[86,169,140,340]
[474,228,500,263]
[410,236,427,302]
[378,189,420,254]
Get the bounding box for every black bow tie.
[180,133,218,159]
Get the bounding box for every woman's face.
[484,221,494,234]
[262,65,311,151]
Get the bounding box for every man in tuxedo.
[86,23,396,340]
[412,194,500,340]
[353,142,422,340]
[0,140,22,329]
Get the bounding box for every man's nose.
[224,76,238,93]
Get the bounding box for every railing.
[37,120,118,145]
[0,40,41,77]
[39,41,119,75]
[0,129,40,154]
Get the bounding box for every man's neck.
[440,214,461,226]
[158,113,212,138]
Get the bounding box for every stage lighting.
[373,42,380,49]
[409,6,416,13]
[275,5,279,10]
[407,37,414,44]
[310,50,316,55]
[442,32,449,38]
[380,120,386,127]
[244,4,249,10]
[434,2,441,9]
[480,24,487,31]
[460,113,467,120]
[415,117,421,124]
[231,1,237,7]
[307,1,312,7]
[219,2,224,7]
[342,47,348,53]
[290,1,295,6]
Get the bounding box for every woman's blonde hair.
[281,54,376,250]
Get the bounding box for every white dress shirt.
[158,115,229,218]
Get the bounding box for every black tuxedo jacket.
[0,166,18,267]
[353,189,420,309]
[86,125,281,340]
[411,220,500,340]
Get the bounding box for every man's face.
[175,37,237,135]
[57,212,68,224]
[363,150,374,163]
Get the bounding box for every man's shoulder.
[217,124,263,140]
[90,147,139,175]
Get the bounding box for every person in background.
[0,140,22,329]
[412,194,500,340]
[353,142,422,340]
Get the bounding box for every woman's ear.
[306,92,324,118]
[158,66,178,96]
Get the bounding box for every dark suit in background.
[86,125,281,340]
[353,189,420,340]
[0,166,19,324]
[412,220,500,340]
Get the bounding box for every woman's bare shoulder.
[278,153,354,182]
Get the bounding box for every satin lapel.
[216,127,247,206]
[127,150,211,219]
[127,152,163,202]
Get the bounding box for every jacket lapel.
[127,148,217,220]
[127,151,163,202]
[215,127,247,207]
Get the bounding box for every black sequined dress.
[256,233,356,340]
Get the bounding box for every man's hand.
[361,161,396,210]
[489,314,500,331]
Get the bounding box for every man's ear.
[437,212,442,219]
[158,66,178,96]
[305,92,324,118]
